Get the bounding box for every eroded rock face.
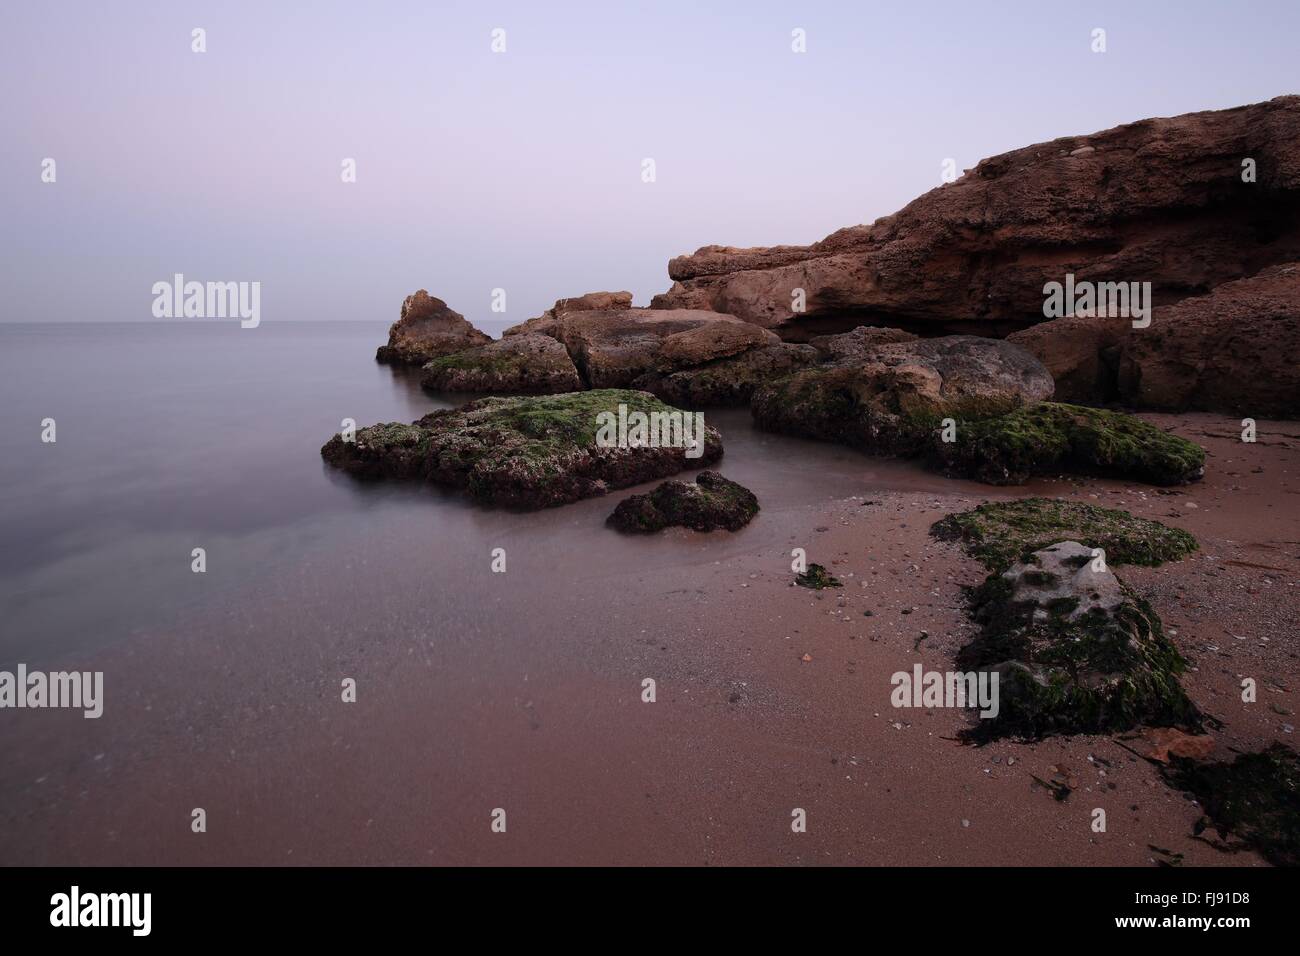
[1000,541,1124,622]
[752,336,1054,454]
[1006,316,1130,404]
[655,97,1300,340]
[376,291,491,365]
[420,333,582,395]
[809,326,918,362]
[321,389,723,510]
[1008,263,1300,415]
[607,471,758,533]
[1117,263,1300,416]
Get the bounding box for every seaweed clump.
[795,564,842,589]
[1164,743,1300,867]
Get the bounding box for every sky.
[1,0,1297,326]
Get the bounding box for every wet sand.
[3,404,1294,866]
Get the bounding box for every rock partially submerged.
[420,333,582,395]
[321,389,722,509]
[375,290,491,366]
[959,541,1201,740]
[655,97,1300,339]
[607,471,758,533]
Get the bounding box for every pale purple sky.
[2,0,1296,326]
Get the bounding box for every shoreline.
[2,412,1293,865]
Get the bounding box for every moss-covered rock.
[634,344,818,408]
[931,498,1199,573]
[752,336,1051,458]
[1164,743,1300,867]
[420,333,582,395]
[932,402,1206,486]
[751,335,1204,487]
[607,471,758,533]
[959,542,1200,741]
[795,564,842,589]
[321,389,722,509]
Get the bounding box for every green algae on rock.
[795,563,842,589]
[931,498,1199,574]
[959,541,1200,741]
[932,402,1206,486]
[321,389,722,510]
[1164,743,1300,867]
[633,343,818,408]
[607,471,758,533]
[420,333,582,395]
[752,336,1053,459]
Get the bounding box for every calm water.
[0,320,1007,864]
[0,320,923,669]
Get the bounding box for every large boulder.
[1009,263,1300,415]
[752,335,1054,454]
[321,389,722,510]
[958,540,1201,740]
[376,291,491,365]
[1117,263,1300,416]
[654,97,1300,340]
[929,402,1205,486]
[503,291,634,339]
[551,308,756,388]
[420,333,582,395]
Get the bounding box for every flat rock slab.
[321,389,722,510]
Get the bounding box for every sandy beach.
[2,405,1292,866]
